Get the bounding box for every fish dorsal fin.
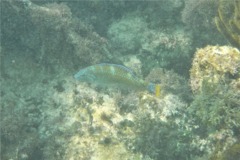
[97,63,138,77]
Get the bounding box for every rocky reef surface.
[1,0,240,160]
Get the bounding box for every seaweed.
[133,116,200,160]
[215,0,240,48]
[210,142,240,160]
[189,81,240,131]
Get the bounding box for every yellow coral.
[190,45,240,93]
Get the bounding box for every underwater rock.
[108,15,147,55]
[107,13,193,74]
[181,0,217,29]
[190,45,240,93]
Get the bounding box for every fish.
[74,63,160,96]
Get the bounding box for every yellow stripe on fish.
[74,63,161,96]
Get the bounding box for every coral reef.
[108,15,148,55]
[189,44,240,131]
[215,0,240,48]
[140,28,192,75]
[189,45,240,159]
[28,2,110,66]
[220,143,240,160]
[2,0,111,72]
[181,0,226,46]
[1,38,194,160]
[181,0,217,29]
[188,95,240,160]
[146,67,192,102]
[190,45,240,93]
[131,93,205,160]
[0,44,199,160]
[2,0,240,160]
[209,142,240,160]
[108,15,193,75]
[189,82,240,130]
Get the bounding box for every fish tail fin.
[155,84,161,97]
[147,83,161,97]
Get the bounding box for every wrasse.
[74,63,161,96]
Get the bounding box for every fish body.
[74,63,160,95]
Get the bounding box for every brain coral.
[190,45,240,93]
